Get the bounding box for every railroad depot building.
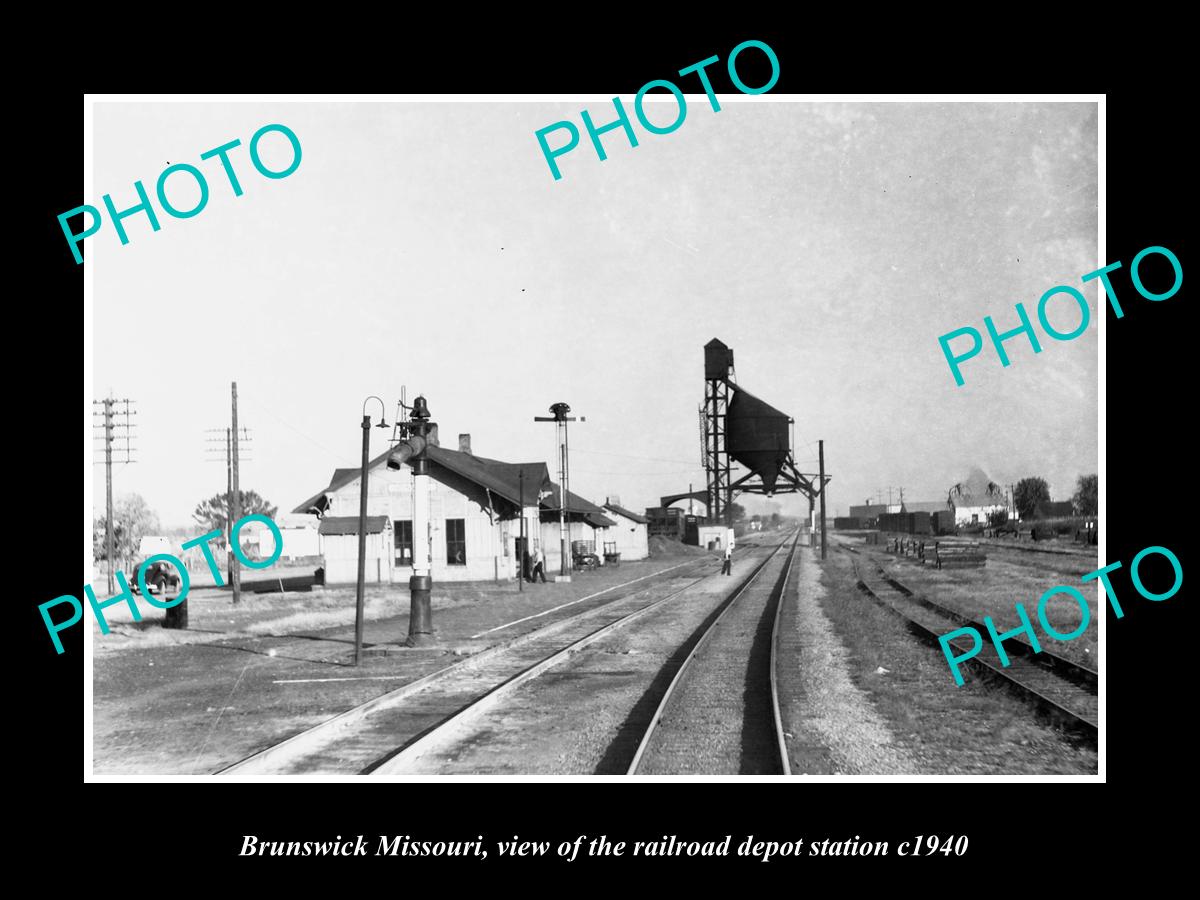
[293,433,633,584]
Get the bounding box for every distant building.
[902,500,950,515]
[137,535,176,558]
[275,513,321,560]
[948,468,1008,526]
[694,524,728,550]
[600,498,650,562]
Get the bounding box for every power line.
[92,396,136,594]
[572,447,701,466]
[242,394,345,462]
[204,409,253,604]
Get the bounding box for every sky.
[90,100,1098,528]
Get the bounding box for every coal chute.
[726,386,791,492]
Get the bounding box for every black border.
[25,26,1191,879]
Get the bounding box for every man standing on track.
[721,541,733,576]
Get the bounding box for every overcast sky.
[90,100,1097,528]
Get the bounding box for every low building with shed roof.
[600,497,650,562]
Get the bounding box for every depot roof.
[604,503,650,524]
[292,443,553,515]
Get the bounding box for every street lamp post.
[354,396,391,666]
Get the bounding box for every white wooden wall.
[324,463,520,583]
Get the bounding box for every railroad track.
[627,530,800,775]
[219,537,783,775]
[840,547,1097,746]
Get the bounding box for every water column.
[387,395,436,646]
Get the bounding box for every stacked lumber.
[888,537,927,560]
[927,539,987,569]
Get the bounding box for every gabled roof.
[948,467,1007,509]
[540,483,606,515]
[426,445,550,507]
[292,442,553,514]
[585,513,618,529]
[604,503,649,524]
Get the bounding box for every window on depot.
[394,520,413,566]
[446,518,466,565]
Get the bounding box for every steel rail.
[367,561,754,774]
[218,554,724,775]
[627,531,798,775]
[769,530,802,775]
[830,537,1098,692]
[875,565,1098,692]
[846,552,1096,746]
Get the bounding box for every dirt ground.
[813,548,1097,775]
[838,534,1100,665]
[91,543,717,776]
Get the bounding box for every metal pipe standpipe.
[387,396,435,646]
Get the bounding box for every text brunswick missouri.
[241,835,488,859]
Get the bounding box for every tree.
[94,494,161,568]
[729,502,747,523]
[1013,477,1050,520]
[192,490,278,538]
[93,516,124,564]
[1073,474,1098,516]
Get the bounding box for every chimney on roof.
[606,495,620,506]
[458,434,471,454]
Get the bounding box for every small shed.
[602,499,650,561]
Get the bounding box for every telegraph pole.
[92,396,136,592]
[226,428,233,578]
[819,440,827,560]
[518,468,525,593]
[230,382,242,604]
[205,425,252,585]
[103,402,113,592]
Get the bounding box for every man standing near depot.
[721,541,733,576]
